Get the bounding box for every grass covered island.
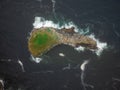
[28,27,97,57]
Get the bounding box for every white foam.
[32,16,108,58]
[18,60,25,72]
[75,46,85,52]
[75,34,107,56]
[59,53,65,57]
[33,17,79,32]
[31,55,43,63]
[80,60,89,71]
[0,79,4,88]
[88,34,107,56]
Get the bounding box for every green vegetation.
[33,33,49,47]
[28,28,59,57]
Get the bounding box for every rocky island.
[28,27,97,57]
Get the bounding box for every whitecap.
[80,60,89,71]
[33,16,79,32]
[88,34,108,56]
[31,55,43,63]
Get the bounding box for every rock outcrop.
[28,27,97,57]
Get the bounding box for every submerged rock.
[28,27,97,57]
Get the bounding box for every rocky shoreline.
[28,27,97,57]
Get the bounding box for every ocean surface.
[0,0,120,90]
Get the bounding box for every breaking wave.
[33,17,79,32]
[31,16,108,63]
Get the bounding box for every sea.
[0,0,120,90]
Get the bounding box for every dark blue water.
[0,0,120,90]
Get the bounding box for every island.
[28,27,97,57]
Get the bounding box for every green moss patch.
[28,28,59,57]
